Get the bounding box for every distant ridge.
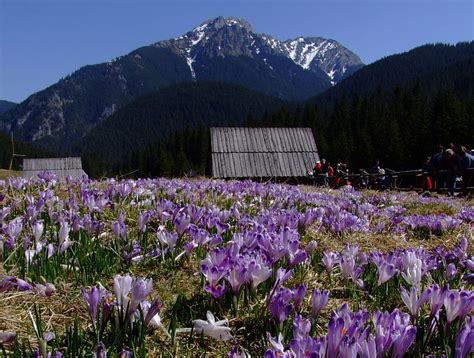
[0,100,17,115]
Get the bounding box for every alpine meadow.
[0,4,473,358]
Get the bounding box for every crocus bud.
[311,289,329,318]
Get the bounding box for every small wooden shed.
[22,157,87,180]
[211,127,320,178]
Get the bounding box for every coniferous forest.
[82,44,474,178]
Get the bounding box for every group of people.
[311,159,349,187]
[425,144,474,196]
[308,143,474,195]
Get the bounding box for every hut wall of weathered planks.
[22,157,87,180]
[211,127,320,178]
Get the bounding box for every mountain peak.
[165,16,363,83]
[196,16,253,33]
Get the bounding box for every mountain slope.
[0,16,362,151]
[311,42,474,105]
[0,47,192,150]
[80,82,285,171]
[260,42,474,170]
[0,100,17,115]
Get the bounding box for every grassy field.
[0,177,472,356]
[0,169,21,180]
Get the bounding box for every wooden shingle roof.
[211,127,320,178]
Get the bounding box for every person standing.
[442,149,457,196]
[456,145,474,195]
[313,161,322,185]
[321,159,329,186]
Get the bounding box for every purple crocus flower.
[445,263,458,281]
[248,259,272,289]
[93,342,107,358]
[117,350,133,358]
[322,251,338,273]
[305,240,317,255]
[31,221,44,243]
[264,333,290,358]
[459,291,474,323]
[400,286,432,316]
[392,325,417,357]
[96,293,110,328]
[137,212,150,233]
[215,220,229,235]
[289,336,326,357]
[129,277,153,314]
[463,274,474,285]
[81,286,104,329]
[464,258,474,272]
[58,220,71,253]
[143,298,163,326]
[274,268,293,288]
[376,261,396,286]
[444,290,462,324]
[358,334,376,358]
[203,266,227,299]
[0,332,16,344]
[174,212,191,236]
[311,289,329,318]
[7,217,23,240]
[0,276,32,293]
[43,331,55,342]
[326,316,345,357]
[227,265,247,295]
[373,309,411,355]
[288,248,307,268]
[112,213,127,240]
[292,284,307,311]
[292,314,311,340]
[268,288,293,323]
[455,317,474,358]
[429,284,448,318]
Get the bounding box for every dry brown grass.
[306,227,471,253]
[0,265,88,349]
[0,169,21,180]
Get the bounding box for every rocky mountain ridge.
[0,16,363,150]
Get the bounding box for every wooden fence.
[312,168,474,193]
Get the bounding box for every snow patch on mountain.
[186,52,197,80]
[191,23,207,46]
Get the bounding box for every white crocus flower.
[176,311,232,341]
[402,258,423,287]
[113,274,133,311]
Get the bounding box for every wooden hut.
[210,127,320,178]
[22,157,87,180]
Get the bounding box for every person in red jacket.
[327,162,335,186]
[313,161,322,185]
[313,161,322,174]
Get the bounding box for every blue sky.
[0,0,472,103]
